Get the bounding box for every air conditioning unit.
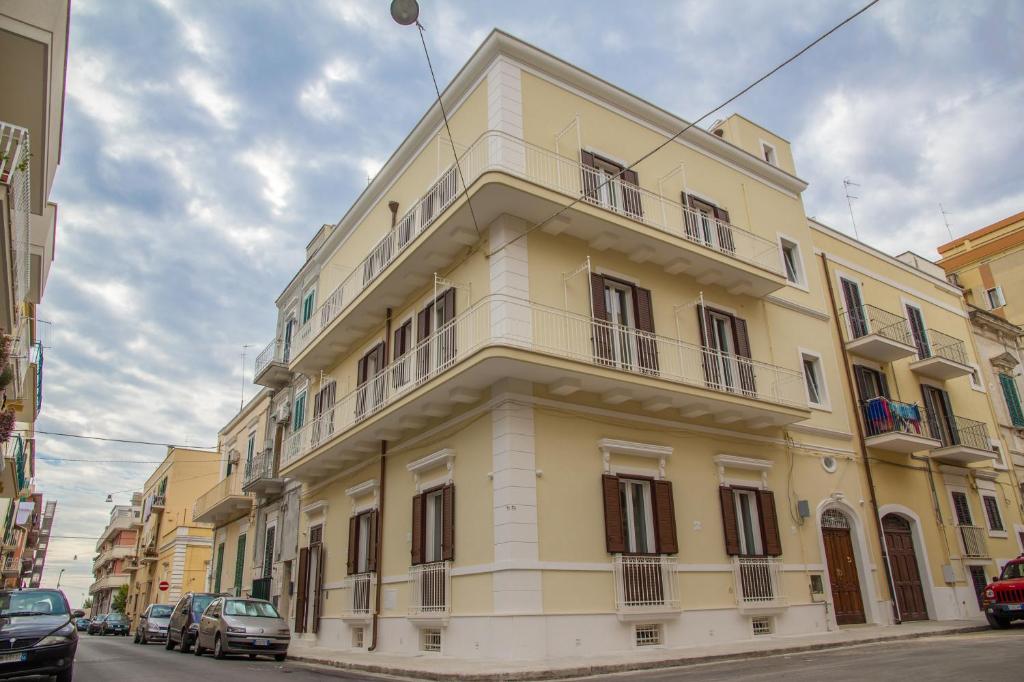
[275,401,291,424]
[227,448,240,464]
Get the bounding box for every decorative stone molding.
[345,479,380,513]
[713,454,773,488]
[301,500,328,518]
[407,448,455,492]
[598,438,673,479]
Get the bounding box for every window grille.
[635,624,662,647]
[421,628,442,653]
[352,627,364,648]
[752,616,773,636]
[821,509,850,529]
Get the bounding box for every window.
[618,479,655,554]
[411,485,454,565]
[734,490,763,555]
[719,486,782,557]
[421,627,442,652]
[752,616,773,635]
[213,542,225,593]
[635,624,662,647]
[801,352,827,408]
[293,390,307,430]
[684,196,734,252]
[999,373,1024,427]
[347,509,377,576]
[245,432,256,471]
[591,274,658,374]
[352,627,364,648]
[282,318,295,362]
[424,489,444,563]
[904,304,929,359]
[950,491,973,526]
[982,495,1004,533]
[761,142,777,166]
[234,533,247,596]
[968,366,984,391]
[263,526,275,578]
[580,150,642,218]
[986,286,1006,309]
[301,289,316,324]
[779,237,804,285]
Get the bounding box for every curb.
[288,624,989,681]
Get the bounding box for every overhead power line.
[16,429,217,450]
[487,0,882,257]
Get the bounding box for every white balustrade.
[342,573,375,616]
[613,554,679,611]
[733,557,785,607]
[408,561,450,615]
[0,122,31,311]
[957,524,988,558]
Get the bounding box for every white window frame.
[734,489,763,556]
[759,140,778,167]
[356,512,371,573]
[799,348,830,411]
[618,478,656,554]
[777,234,807,289]
[293,389,307,430]
[980,493,1007,538]
[967,364,985,393]
[604,280,638,369]
[245,432,256,468]
[424,489,444,563]
[986,286,1005,309]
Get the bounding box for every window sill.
[987,530,1008,539]
[808,402,832,413]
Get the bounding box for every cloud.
[179,69,238,128]
[298,56,362,122]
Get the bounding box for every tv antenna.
[240,344,253,410]
[939,203,953,239]
[843,177,860,239]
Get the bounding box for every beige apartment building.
[238,30,1024,662]
[89,502,139,616]
[125,447,218,626]
[0,0,67,562]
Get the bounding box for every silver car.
[134,603,172,644]
[193,598,289,661]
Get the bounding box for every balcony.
[842,304,917,362]
[408,561,450,626]
[94,545,134,569]
[1,555,21,577]
[193,475,252,526]
[341,573,376,624]
[139,545,158,564]
[289,130,787,376]
[612,554,680,622]
[88,574,129,595]
[861,398,941,453]
[96,514,134,548]
[732,557,786,613]
[957,524,989,559]
[253,338,291,389]
[1,122,31,311]
[0,435,28,498]
[908,329,974,380]
[281,295,809,481]
[242,448,285,497]
[925,415,996,465]
[7,320,38,423]
[123,558,140,573]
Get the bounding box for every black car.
[74,618,90,632]
[165,593,219,654]
[86,614,107,636]
[100,612,129,636]
[0,588,80,682]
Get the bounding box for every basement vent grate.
[352,627,364,649]
[421,628,442,653]
[752,616,773,636]
[635,624,662,647]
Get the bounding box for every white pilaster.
[486,57,525,175]
[489,214,532,345]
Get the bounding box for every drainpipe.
[820,252,902,624]
[370,304,393,652]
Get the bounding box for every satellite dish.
[390,0,419,26]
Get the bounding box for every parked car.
[0,588,81,682]
[193,597,289,661]
[99,612,129,636]
[164,593,219,653]
[982,554,1024,628]
[86,614,107,635]
[74,618,91,632]
[134,603,172,644]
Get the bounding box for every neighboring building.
[26,497,54,587]
[0,0,68,560]
[1,493,39,588]
[125,447,218,628]
[89,503,138,616]
[937,210,1024,326]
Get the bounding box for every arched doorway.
[821,509,866,624]
[882,514,929,621]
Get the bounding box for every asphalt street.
[45,626,1024,682]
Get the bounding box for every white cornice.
[764,294,830,321]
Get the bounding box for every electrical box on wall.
[942,564,957,583]
[797,500,811,518]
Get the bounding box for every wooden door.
[822,512,866,625]
[883,514,929,621]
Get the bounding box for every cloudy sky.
[37,0,1023,605]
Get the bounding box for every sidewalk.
[289,618,989,681]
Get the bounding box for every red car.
[982,555,1024,629]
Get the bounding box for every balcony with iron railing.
[288,130,788,376]
[861,398,941,454]
[193,473,252,526]
[732,557,786,613]
[408,561,450,625]
[281,295,809,480]
[7,320,38,423]
[93,545,135,569]
[341,573,376,623]
[841,304,917,363]
[242,448,285,497]
[612,554,680,621]
[1,122,31,312]
[253,338,292,389]
[0,435,29,498]
[88,573,129,595]
[1,554,21,577]
[909,328,974,380]
[926,414,996,465]
[957,524,989,559]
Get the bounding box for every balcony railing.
[192,474,246,522]
[282,295,806,467]
[613,554,679,612]
[933,414,991,451]
[957,524,988,558]
[243,448,277,487]
[842,304,914,346]
[251,576,272,601]
[733,557,785,608]
[0,122,31,310]
[254,338,290,377]
[290,130,784,361]
[342,573,375,617]
[861,398,937,440]
[408,561,450,616]
[920,329,969,365]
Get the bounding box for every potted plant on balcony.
[0,409,14,445]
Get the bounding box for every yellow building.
[244,30,1022,661]
[125,447,218,627]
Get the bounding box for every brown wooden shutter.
[416,307,431,381]
[633,286,659,374]
[294,547,310,633]
[621,168,643,218]
[757,489,782,556]
[651,480,678,554]
[366,510,379,573]
[580,150,598,203]
[590,273,614,366]
[346,515,359,575]
[441,484,455,562]
[683,192,700,240]
[441,288,456,323]
[357,354,369,386]
[410,493,425,565]
[311,544,323,633]
[602,474,626,553]
[697,305,720,387]
[732,316,757,394]
[713,206,735,253]
[719,487,741,556]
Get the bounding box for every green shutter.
[214,543,225,593]
[234,534,247,596]
[1000,373,1024,428]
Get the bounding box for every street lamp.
[56,568,65,588]
[390,0,419,26]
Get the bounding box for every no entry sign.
[158,580,169,592]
